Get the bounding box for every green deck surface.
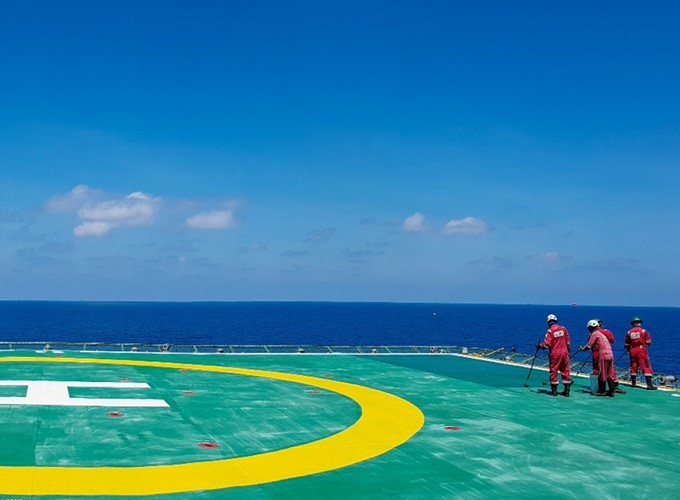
[0,351,678,499]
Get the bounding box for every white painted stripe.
[0,380,169,407]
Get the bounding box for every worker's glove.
[578,346,587,352]
[535,343,543,350]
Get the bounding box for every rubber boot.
[614,381,626,394]
[550,383,558,397]
[645,375,658,390]
[606,380,616,397]
[561,383,571,397]
[631,375,636,387]
[593,380,607,396]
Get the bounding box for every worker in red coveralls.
[580,320,617,396]
[624,317,657,390]
[594,319,625,394]
[537,314,572,397]
[595,319,615,345]
[590,318,613,374]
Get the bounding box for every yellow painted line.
[0,356,424,496]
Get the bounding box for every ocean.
[0,301,678,375]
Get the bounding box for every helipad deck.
[0,350,677,499]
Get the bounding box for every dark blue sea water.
[0,301,678,375]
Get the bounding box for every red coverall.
[587,330,616,382]
[592,327,615,375]
[542,323,572,385]
[625,326,653,376]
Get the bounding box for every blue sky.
[1,1,679,305]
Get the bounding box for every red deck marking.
[323,374,334,378]
[182,391,195,396]
[444,426,461,431]
[119,378,129,382]
[107,412,124,417]
[180,369,188,373]
[307,390,320,394]
[199,442,220,449]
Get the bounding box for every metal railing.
[0,341,676,388]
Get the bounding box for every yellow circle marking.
[0,356,424,496]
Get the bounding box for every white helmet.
[587,319,599,329]
[546,314,558,323]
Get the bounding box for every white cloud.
[442,217,488,236]
[73,221,116,238]
[403,212,425,232]
[49,185,242,238]
[186,210,235,230]
[78,192,160,226]
[46,185,102,213]
[49,186,162,238]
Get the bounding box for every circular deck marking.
[0,356,424,496]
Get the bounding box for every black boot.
[645,375,658,390]
[593,380,607,396]
[550,383,558,396]
[631,375,636,387]
[614,381,626,394]
[561,383,571,397]
[606,380,616,397]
